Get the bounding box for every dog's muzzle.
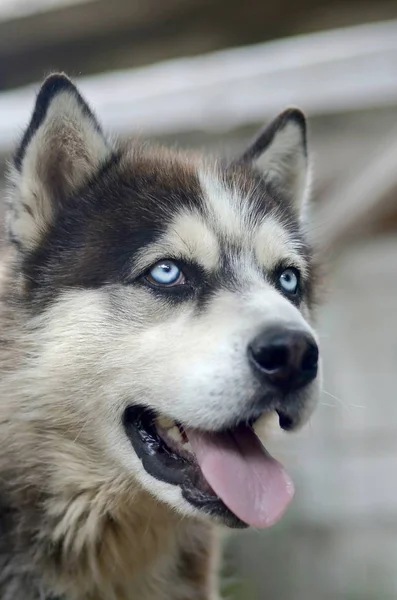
[124,323,319,530]
[246,325,319,429]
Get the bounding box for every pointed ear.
[238,109,310,217]
[7,73,113,250]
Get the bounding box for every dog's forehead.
[197,166,306,272]
[118,149,306,274]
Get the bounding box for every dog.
[0,73,321,600]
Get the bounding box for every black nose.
[248,326,319,392]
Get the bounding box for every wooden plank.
[1,0,397,91]
[1,20,397,156]
[0,0,92,21]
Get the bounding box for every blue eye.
[147,261,185,286]
[278,268,299,295]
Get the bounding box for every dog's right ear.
[7,73,113,251]
[236,109,310,219]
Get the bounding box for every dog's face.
[6,75,320,529]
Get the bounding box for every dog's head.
[6,74,321,529]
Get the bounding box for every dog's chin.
[122,403,302,529]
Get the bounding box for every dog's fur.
[0,74,321,599]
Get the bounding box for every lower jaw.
[182,487,248,529]
[123,404,298,530]
[123,406,248,528]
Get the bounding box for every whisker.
[321,389,366,411]
[319,401,338,408]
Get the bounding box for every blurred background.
[0,1,397,598]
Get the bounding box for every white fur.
[133,209,221,275]
[198,168,247,239]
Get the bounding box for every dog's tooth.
[253,411,280,438]
[156,416,175,430]
[183,441,193,453]
[167,426,183,444]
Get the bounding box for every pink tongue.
[186,425,294,528]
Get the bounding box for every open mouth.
[123,405,295,529]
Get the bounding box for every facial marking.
[198,167,252,240]
[133,209,220,275]
[254,216,308,275]
[198,166,307,286]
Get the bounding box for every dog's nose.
[247,326,318,391]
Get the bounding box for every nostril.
[301,343,319,373]
[257,345,289,372]
[277,410,294,431]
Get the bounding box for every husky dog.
[0,74,320,600]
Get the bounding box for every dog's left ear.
[7,73,113,250]
[237,109,310,216]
